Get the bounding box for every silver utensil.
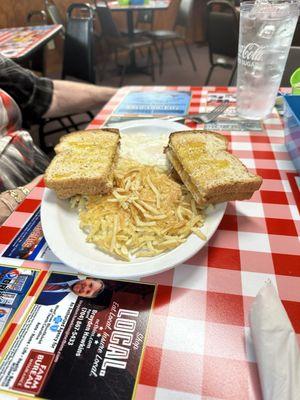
[164,101,230,123]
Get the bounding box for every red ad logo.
[12,350,54,395]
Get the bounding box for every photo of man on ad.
[36,275,113,309]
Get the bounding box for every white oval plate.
[41,120,226,279]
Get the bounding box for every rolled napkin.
[249,283,300,400]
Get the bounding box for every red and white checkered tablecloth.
[0,25,62,60]
[1,86,300,400]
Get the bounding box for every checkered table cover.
[0,25,62,60]
[1,86,300,400]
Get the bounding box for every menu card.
[115,90,191,115]
[1,207,59,263]
[0,260,156,400]
[105,90,191,125]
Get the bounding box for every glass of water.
[236,0,299,120]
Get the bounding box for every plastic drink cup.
[290,68,300,95]
[236,0,299,120]
[118,0,130,5]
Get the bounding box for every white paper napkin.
[249,283,300,400]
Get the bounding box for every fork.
[164,101,230,123]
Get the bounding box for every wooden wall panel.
[0,0,18,28]
[0,0,45,28]
[14,0,45,26]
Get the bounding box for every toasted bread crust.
[168,130,228,147]
[54,180,112,199]
[207,192,255,204]
[54,128,120,154]
[45,129,120,199]
[166,148,205,205]
[167,130,262,206]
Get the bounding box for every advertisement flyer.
[1,208,60,263]
[0,271,156,400]
[0,265,37,335]
[114,90,191,116]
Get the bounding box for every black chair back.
[175,0,194,30]
[44,0,66,34]
[96,4,122,41]
[136,10,154,29]
[25,11,48,75]
[206,0,239,61]
[27,10,47,25]
[62,3,96,83]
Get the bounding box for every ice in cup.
[236,0,299,120]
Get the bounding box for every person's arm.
[0,55,116,123]
[0,55,53,124]
[0,175,42,225]
[43,80,117,119]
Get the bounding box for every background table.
[1,86,300,399]
[0,25,62,61]
[107,0,171,70]
[108,0,171,39]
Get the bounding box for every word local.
[100,309,139,377]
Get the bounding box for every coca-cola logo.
[238,43,265,67]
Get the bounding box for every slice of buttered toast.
[166,130,262,207]
[45,129,120,199]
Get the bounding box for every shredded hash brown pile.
[71,158,206,261]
